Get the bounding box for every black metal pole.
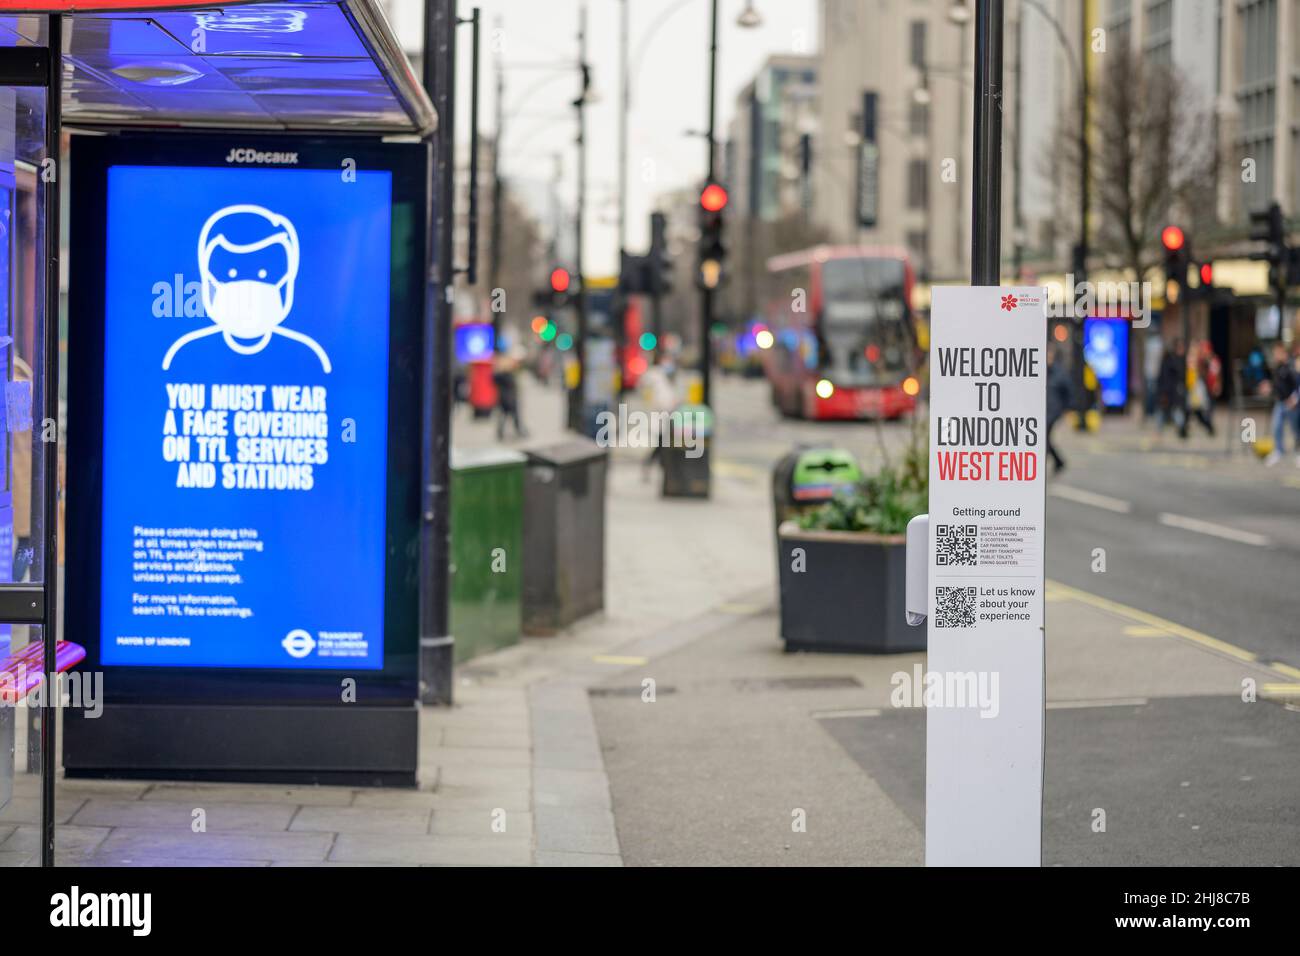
[462,8,480,287]
[40,12,62,870]
[700,0,719,405]
[489,48,504,334]
[569,3,589,432]
[615,0,630,393]
[970,0,1003,286]
[420,0,456,705]
[618,0,629,259]
[1074,0,1090,427]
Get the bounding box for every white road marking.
[1157,512,1271,547]
[1048,484,1132,513]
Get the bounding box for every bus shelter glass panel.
[0,81,55,868]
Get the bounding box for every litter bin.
[450,448,525,662]
[661,403,713,499]
[522,439,608,635]
[771,446,862,564]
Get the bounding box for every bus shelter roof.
[0,1,435,135]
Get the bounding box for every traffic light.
[1161,224,1188,305]
[533,265,574,309]
[697,180,728,290]
[649,211,672,295]
[1249,202,1288,296]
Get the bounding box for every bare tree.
[1046,43,1217,404]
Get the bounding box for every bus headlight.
[815,379,835,399]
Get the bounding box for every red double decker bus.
[761,245,919,420]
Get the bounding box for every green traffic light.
[639,332,657,351]
[557,333,573,351]
[540,323,557,342]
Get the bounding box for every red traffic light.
[1160,225,1185,252]
[550,267,571,293]
[1200,262,1213,285]
[700,182,728,213]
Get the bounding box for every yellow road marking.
[714,460,764,481]
[1270,661,1300,680]
[1122,625,1169,638]
[717,602,764,615]
[592,655,647,666]
[1046,580,1259,665]
[1261,683,1300,698]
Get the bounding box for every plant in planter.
[778,440,928,653]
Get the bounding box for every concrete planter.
[777,520,925,654]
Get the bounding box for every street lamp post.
[969,0,1002,285]
[569,3,591,433]
[700,0,719,408]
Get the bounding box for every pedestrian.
[638,349,680,480]
[1185,339,1216,437]
[1045,346,1071,474]
[1156,338,1189,438]
[1263,341,1299,466]
[493,342,528,440]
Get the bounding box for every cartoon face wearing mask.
[201,204,298,346]
[163,203,330,372]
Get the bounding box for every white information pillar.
[925,285,1048,867]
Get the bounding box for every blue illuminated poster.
[1082,316,1130,409]
[99,165,392,669]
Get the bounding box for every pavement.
[5,376,1295,866]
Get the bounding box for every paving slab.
[140,783,356,807]
[72,799,296,832]
[329,832,530,866]
[95,828,333,863]
[431,808,532,839]
[289,805,432,835]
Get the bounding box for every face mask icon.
[208,276,292,340]
[162,203,331,372]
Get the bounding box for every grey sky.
[390,0,819,276]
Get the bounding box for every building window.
[1237,0,1279,209]
[907,159,928,210]
[910,21,926,69]
[909,101,928,137]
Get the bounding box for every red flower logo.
[1000,294,1019,311]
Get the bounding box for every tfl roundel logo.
[282,629,316,659]
[1000,293,1019,312]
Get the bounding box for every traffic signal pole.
[700,0,719,407]
[420,0,456,704]
[570,2,590,433]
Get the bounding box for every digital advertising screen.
[1083,316,1130,409]
[67,135,425,689]
[454,322,494,363]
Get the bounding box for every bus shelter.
[0,0,436,867]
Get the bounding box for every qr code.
[935,586,977,628]
[935,524,978,566]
